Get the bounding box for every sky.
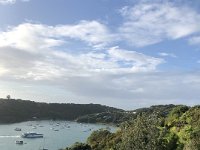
[0,0,200,110]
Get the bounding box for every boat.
[14,128,22,131]
[15,140,23,144]
[21,132,43,138]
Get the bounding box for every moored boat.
[15,140,23,144]
[14,128,22,131]
[21,132,43,138]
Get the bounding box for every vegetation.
[76,111,133,125]
[64,105,200,150]
[76,104,176,125]
[64,142,92,150]
[0,98,121,123]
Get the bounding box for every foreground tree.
[65,142,91,150]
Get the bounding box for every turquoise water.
[0,120,116,150]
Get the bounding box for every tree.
[6,95,11,100]
[65,142,91,150]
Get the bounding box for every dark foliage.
[65,142,92,150]
[0,98,121,123]
[76,111,132,124]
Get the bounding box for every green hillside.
[65,105,200,150]
[0,98,121,123]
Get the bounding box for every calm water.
[0,120,116,150]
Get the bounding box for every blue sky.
[0,0,200,109]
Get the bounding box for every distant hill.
[0,98,122,123]
[76,104,176,125]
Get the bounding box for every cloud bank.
[0,22,164,80]
[0,0,200,109]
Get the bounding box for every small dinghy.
[15,140,23,144]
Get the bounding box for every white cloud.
[0,0,15,5]
[0,10,199,108]
[119,2,200,47]
[0,66,8,75]
[0,21,163,81]
[158,52,177,58]
[53,21,114,49]
[0,0,29,5]
[108,46,164,72]
[0,42,168,109]
[0,23,63,52]
[0,46,163,80]
[0,40,168,109]
[0,21,113,52]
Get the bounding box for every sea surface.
[0,120,116,150]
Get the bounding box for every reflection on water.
[0,135,20,138]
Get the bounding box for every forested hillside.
[65,105,200,150]
[0,98,121,123]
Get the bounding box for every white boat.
[14,128,21,131]
[21,132,43,138]
[15,140,23,144]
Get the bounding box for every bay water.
[0,120,116,150]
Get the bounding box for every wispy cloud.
[0,0,15,5]
[118,1,200,47]
[108,46,163,72]
[54,21,115,49]
[158,52,177,58]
